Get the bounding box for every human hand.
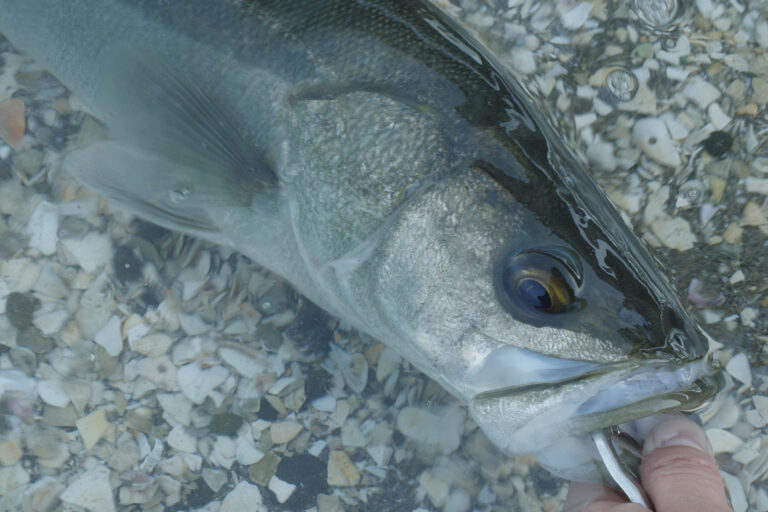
[562,417,732,512]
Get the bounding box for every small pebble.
[107,435,139,472]
[309,440,327,457]
[720,471,748,512]
[632,118,681,167]
[341,419,367,448]
[208,413,244,436]
[13,148,43,179]
[304,367,332,403]
[327,450,360,487]
[157,392,193,426]
[32,310,68,337]
[445,488,472,512]
[740,201,766,227]
[38,379,71,407]
[560,1,592,30]
[317,494,344,512]
[419,470,450,508]
[76,409,111,451]
[16,326,53,353]
[681,77,722,109]
[509,48,536,74]
[23,477,65,512]
[740,307,758,328]
[218,345,267,378]
[210,436,237,469]
[167,425,197,453]
[112,245,143,283]
[129,333,172,358]
[221,481,265,512]
[284,299,333,350]
[268,475,297,504]
[733,439,760,464]
[745,177,768,195]
[60,466,115,512]
[0,464,30,496]
[8,346,36,375]
[248,451,281,487]
[61,232,112,273]
[329,345,369,394]
[137,356,180,391]
[650,217,696,250]
[312,394,336,412]
[702,130,733,157]
[722,223,743,244]
[376,347,401,382]
[94,315,123,357]
[236,434,264,465]
[5,291,39,329]
[25,201,59,256]
[753,395,768,420]
[725,353,752,386]
[257,397,279,421]
[118,478,159,505]
[178,313,208,336]
[270,421,302,444]
[0,438,23,465]
[707,103,731,130]
[744,408,766,428]
[202,468,228,493]
[257,283,293,315]
[269,376,298,395]
[705,428,744,453]
[397,406,463,454]
[177,363,228,404]
[255,323,283,350]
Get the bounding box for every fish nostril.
[665,329,690,359]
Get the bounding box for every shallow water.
[452,0,768,510]
[0,1,766,511]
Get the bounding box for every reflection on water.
[0,0,765,511]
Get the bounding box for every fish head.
[366,136,722,480]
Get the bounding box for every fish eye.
[501,249,581,315]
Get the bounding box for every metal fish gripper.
[592,429,654,510]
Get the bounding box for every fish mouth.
[469,355,722,456]
[566,363,723,434]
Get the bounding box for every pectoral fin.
[100,50,277,207]
[65,141,220,234]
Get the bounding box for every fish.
[0,0,722,481]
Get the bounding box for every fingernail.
[643,417,713,457]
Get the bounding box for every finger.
[563,482,644,512]
[641,417,732,512]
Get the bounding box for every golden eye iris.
[502,251,578,315]
[514,267,572,313]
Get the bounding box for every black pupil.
[518,278,551,310]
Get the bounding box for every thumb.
[641,417,732,512]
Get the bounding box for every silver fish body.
[0,0,721,479]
